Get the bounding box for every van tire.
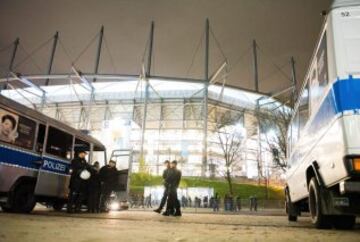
[333,215,355,230]
[12,183,36,213]
[308,177,332,229]
[285,188,298,222]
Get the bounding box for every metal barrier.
[126,198,285,213]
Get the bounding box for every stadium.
[0,21,292,180]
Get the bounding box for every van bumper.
[340,181,360,194]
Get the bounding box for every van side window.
[287,127,292,160]
[291,111,299,148]
[311,31,329,111]
[46,127,73,159]
[299,81,310,134]
[36,124,46,153]
[0,107,36,150]
[316,31,328,87]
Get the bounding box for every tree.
[214,111,244,196]
[258,106,292,172]
[138,154,148,173]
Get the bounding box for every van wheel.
[12,183,36,213]
[53,201,65,211]
[308,177,332,229]
[333,215,355,230]
[285,189,298,222]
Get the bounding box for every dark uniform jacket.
[88,166,101,191]
[99,165,118,190]
[165,168,182,189]
[162,168,170,188]
[69,157,88,191]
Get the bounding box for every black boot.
[174,210,182,217]
[67,191,77,213]
[162,210,171,216]
[74,192,83,213]
[153,208,162,214]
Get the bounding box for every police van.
[285,0,360,229]
[0,95,106,213]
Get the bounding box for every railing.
[126,198,285,213]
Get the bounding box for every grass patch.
[130,173,284,200]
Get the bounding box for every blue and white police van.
[0,95,106,213]
[285,0,360,229]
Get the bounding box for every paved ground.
[0,209,359,242]
[130,207,287,216]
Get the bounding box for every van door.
[110,149,133,201]
[34,126,72,198]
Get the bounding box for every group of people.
[153,160,182,216]
[67,151,119,213]
[129,194,152,208]
[178,193,257,212]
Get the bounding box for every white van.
[285,0,360,229]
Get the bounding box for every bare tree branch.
[214,110,244,195]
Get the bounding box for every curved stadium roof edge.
[0,73,270,96]
[0,73,287,113]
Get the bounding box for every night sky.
[0,0,332,95]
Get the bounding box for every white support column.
[201,18,210,177]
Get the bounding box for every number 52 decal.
[341,11,350,17]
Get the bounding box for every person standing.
[229,194,234,211]
[224,194,229,211]
[236,195,242,212]
[253,196,258,212]
[153,160,170,213]
[67,151,89,213]
[145,194,152,208]
[139,194,145,208]
[99,160,118,212]
[203,196,208,208]
[163,160,182,216]
[250,195,258,211]
[181,195,187,208]
[195,197,201,208]
[210,196,214,209]
[87,161,101,213]
[213,193,220,212]
[187,196,192,208]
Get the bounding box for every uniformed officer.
[163,160,182,216]
[153,160,170,214]
[99,160,118,212]
[67,151,89,213]
[87,161,101,213]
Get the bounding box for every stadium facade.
[0,21,292,180]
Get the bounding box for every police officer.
[87,161,101,213]
[99,160,118,212]
[67,151,89,213]
[163,160,182,216]
[153,160,170,214]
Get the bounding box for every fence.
[127,198,285,213]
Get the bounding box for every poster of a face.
[0,108,36,149]
[0,109,19,143]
